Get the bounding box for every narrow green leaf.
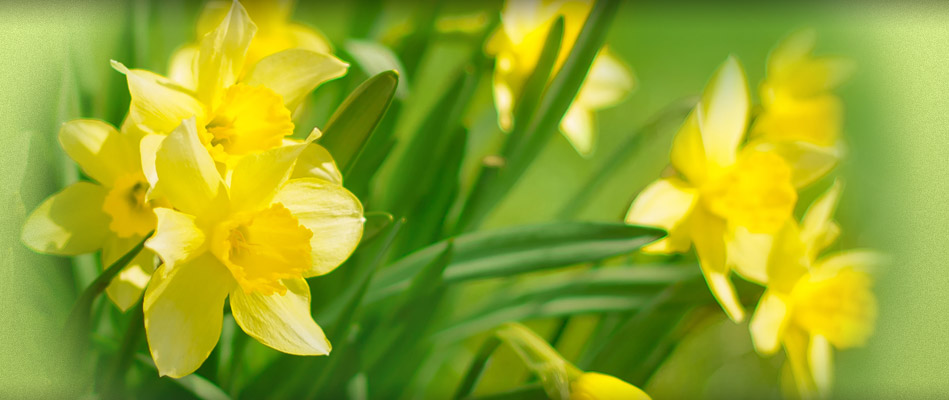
[367,222,664,303]
[360,211,394,244]
[453,337,501,400]
[319,70,399,174]
[344,40,410,99]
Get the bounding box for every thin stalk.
[453,337,501,400]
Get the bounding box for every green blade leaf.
[360,211,394,244]
[319,70,399,174]
[367,222,664,303]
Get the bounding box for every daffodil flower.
[752,29,854,148]
[487,0,635,156]
[21,120,163,311]
[142,118,363,377]
[495,322,651,400]
[749,182,878,399]
[625,57,837,322]
[169,0,333,88]
[114,0,347,172]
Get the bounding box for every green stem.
[453,337,501,400]
[102,300,144,399]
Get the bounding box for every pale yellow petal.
[749,140,839,189]
[725,226,772,284]
[146,208,206,269]
[168,45,198,90]
[195,1,230,37]
[691,208,745,322]
[575,48,635,109]
[750,290,789,355]
[766,221,810,293]
[800,180,842,258]
[699,56,750,169]
[272,178,364,277]
[195,0,257,107]
[229,142,307,213]
[111,60,205,135]
[103,235,158,311]
[670,109,707,184]
[768,29,816,81]
[808,334,834,398]
[144,253,232,378]
[784,326,819,400]
[625,178,698,251]
[153,118,226,216]
[230,277,331,355]
[287,23,333,54]
[58,120,136,185]
[245,49,348,110]
[560,105,595,156]
[291,142,343,184]
[812,250,885,276]
[139,133,164,193]
[21,182,109,255]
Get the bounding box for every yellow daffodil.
[749,182,878,399]
[625,57,837,322]
[114,0,347,172]
[142,118,363,377]
[21,120,163,311]
[487,0,635,156]
[169,0,333,88]
[495,322,651,400]
[752,29,854,147]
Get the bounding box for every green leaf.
[344,40,410,99]
[319,70,399,175]
[367,222,664,303]
[360,211,394,244]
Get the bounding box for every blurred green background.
[0,1,942,398]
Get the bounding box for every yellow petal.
[111,60,206,135]
[560,105,595,156]
[800,180,842,258]
[625,178,698,253]
[272,178,364,277]
[808,334,834,398]
[229,142,307,213]
[725,226,772,284]
[103,235,158,311]
[287,23,333,54]
[195,0,257,108]
[21,182,110,255]
[690,208,745,322]
[154,118,226,216]
[766,221,809,293]
[58,120,137,185]
[574,48,635,109]
[670,109,707,184]
[144,253,232,378]
[569,372,651,400]
[699,56,749,169]
[768,29,817,81]
[195,1,231,37]
[139,133,165,194]
[291,142,343,184]
[230,277,331,355]
[244,49,348,110]
[812,250,884,275]
[750,290,789,355]
[783,326,818,400]
[749,140,839,189]
[168,45,198,90]
[146,208,206,269]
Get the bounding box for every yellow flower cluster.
[626,31,876,399]
[22,0,363,378]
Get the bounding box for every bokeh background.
[0,1,943,398]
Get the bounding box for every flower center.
[701,151,797,233]
[203,83,294,165]
[102,173,157,238]
[212,203,312,295]
[791,268,877,348]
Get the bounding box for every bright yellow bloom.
[625,57,838,322]
[115,0,346,171]
[169,0,333,87]
[569,372,651,400]
[749,182,878,399]
[142,118,364,377]
[487,0,635,156]
[21,120,161,311]
[752,30,854,147]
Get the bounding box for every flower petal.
[809,334,834,398]
[750,139,839,189]
[154,118,226,216]
[146,208,206,269]
[244,49,348,110]
[58,120,136,185]
[725,226,772,284]
[291,142,343,184]
[559,105,594,156]
[800,180,842,257]
[626,178,698,254]
[784,326,818,399]
[699,56,750,169]
[103,235,158,311]
[111,60,205,135]
[750,290,789,355]
[272,178,364,277]
[195,0,257,107]
[168,45,198,90]
[691,208,745,322]
[574,48,635,109]
[21,182,109,255]
[230,277,331,355]
[229,142,307,213]
[144,253,232,378]
[287,23,333,54]
[139,133,164,195]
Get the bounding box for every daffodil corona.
[143,118,364,377]
[625,57,838,322]
[749,182,877,399]
[487,0,635,156]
